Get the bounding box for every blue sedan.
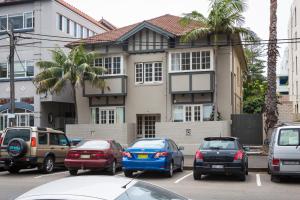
[122,138,184,177]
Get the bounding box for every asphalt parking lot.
[0,169,300,200]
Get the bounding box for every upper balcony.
[83,75,127,97]
[168,49,215,94]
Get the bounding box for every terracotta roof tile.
[70,14,203,46]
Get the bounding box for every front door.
[137,115,160,138]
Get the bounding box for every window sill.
[0,77,33,82]
[169,70,214,73]
[135,82,163,86]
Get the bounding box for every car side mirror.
[178,146,184,151]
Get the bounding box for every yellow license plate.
[138,154,148,159]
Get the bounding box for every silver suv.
[268,124,300,182]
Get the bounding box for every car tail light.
[195,150,204,160]
[154,152,168,158]
[31,137,37,147]
[67,151,80,159]
[234,150,243,160]
[272,158,280,166]
[91,151,107,159]
[122,152,132,158]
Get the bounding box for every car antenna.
[122,170,145,189]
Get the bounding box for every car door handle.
[50,147,55,150]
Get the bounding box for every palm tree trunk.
[72,84,78,124]
[265,0,278,135]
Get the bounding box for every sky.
[65,0,293,71]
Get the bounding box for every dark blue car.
[122,138,184,177]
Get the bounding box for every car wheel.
[193,169,202,180]
[108,160,116,175]
[167,162,174,177]
[41,156,55,174]
[69,169,78,176]
[8,167,20,174]
[124,170,133,177]
[239,172,246,181]
[178,159,184,172]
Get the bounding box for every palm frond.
[181,27,211,42]
[180,11,208,27]
[36,61,60,69]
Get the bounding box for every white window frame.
[90,106,124,125]
[134,62,163,85]
[0,60,34,79]
[94,55,124,76]
[172,104,204,122]
[0,11,33,32]
[168,49,214,73]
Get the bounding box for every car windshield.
[278,129,300,146]
[76,140,110,150]
[116,181,188,200]
[201,139,237,150]
[3,129,31,145]
[131,140,166,149]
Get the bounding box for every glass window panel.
[104,57,112,75]
[83,27,88,38]
[13,61,26,77]
[173,105,184,122]
[108,110,115,124]
[58,14,63,31]
[194,105,201,121]
[73,22,77,38]
[76,24,81,38]
[0,63,7,78]
[0,16,7,31]
[66,18,70,34]
[62,16,67,32]
[26,61,34,77]
[192,52,201,70]
[100,110,106,124]
[203,104,213,121]
[70,20,75,36]
[201,51,211,69]
[181,52,190,70]
[91,108,96,124]
[171,53,180,71]
[24,12,33,28]
[279,129,300,146]
[94,58,103,67]
[38,132,48,145]
[154,63,162,82]
[113,57,121,74]
[116,107,124,124]
[185,106,192,122]
[135,63,143,83]
[9,15,23,30]
[144,63,153,82]
[95,108,100,124]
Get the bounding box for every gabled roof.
[99,18,117,31]
[69,14,202,46]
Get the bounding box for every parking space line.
[174,172,192,184]
[34,171,68,179]
[256,174,262,187]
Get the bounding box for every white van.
[268,124,300,182]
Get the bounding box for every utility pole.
[7,23,16,126]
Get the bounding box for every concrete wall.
[66,123,136,146]
[155,121,231,155]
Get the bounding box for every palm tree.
[265,0,278,134]
[180,0,257,43]
[34,45,107,123]
[181,0,257,120]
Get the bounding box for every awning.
[0,102,34,112]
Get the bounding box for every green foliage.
[34,45,106,95]
[243,44,267,114]
[180,0,257,42]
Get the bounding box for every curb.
[183,166,267,172]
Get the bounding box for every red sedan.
[64,140,123,175]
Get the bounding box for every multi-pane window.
[170,50,212,72]
[91,107,124,125]
[185,106,192,122]
[144,63,153,82]
[173,104,213,122]
[0,12,33,31]
[135,63,143,83]
[108,110,115,124]
[0,61,34,79]
[192,52,201,70]
[95,56,122,75]
[104,57,112,75]
[135,62,163,84]
[57,14,93,38]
